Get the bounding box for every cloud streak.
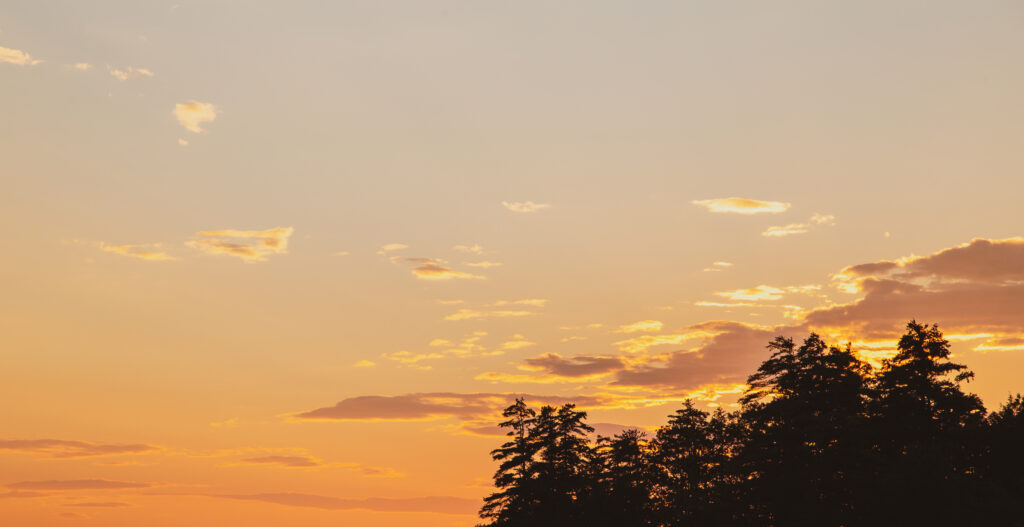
[0,439,159,458]
[692,197,790,215]
[0,46,41,66]
[187,227,293,262]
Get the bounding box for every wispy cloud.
[173,101,218,133]
[502,201,550,213]
[691,197,790,215]
[108,66,154,81]
[0,46,41,66]
[763,213,836,237]
[703,261,734,272]
[408,259,484,281]
[453,244,483,254]
[0,439,159,458]
[465,261,503,268]
[98,243,177,261]
[187,227,294,262]
[615,320,664,334]
[444,309,535,321]
[71,63,92,71]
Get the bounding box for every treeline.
[478,321,1024,527]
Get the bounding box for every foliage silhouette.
[477,321,1024,527]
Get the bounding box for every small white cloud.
[72,63,92,71]
[502,201,550,213]
[108,66,154,81]
[177,138,189,146]
[173,101,218,133]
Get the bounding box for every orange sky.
[2,1,1024,525]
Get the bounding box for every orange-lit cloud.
[703,261,734,272]
[0,439,159,458]
[71,62,92,71]
[762,213,836,237]
[444,308,535,321]
[187,227,293,262]
[804,237,1024,348]
[466,261,503,268]
[0,46,41,66]
[615,320,664,333]
[502,201,550,213]
[407,259,484,281]
[612,321,778,390]
[108,66,154,81]
[453,244,483,254]
[173,101,218,133]
[691,197,790,215]
[98,243,178,261]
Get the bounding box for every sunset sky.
[3,1,1024,525]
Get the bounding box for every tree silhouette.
[478,321,1023,527]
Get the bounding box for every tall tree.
[737,333,871,525]
[479,398,539,526]
[866,321,986,524]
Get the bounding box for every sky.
[2,1,1024,525]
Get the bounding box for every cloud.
[810,213,836,225]
[715,285,785,301]
[612,321,778,390]
[187,227,293,262]
[72,63,92,71]
[352,360,375,368]
[408,260,484,281]
[173,101,218,133]
[207,492,478,515]
[492,299,548,307]
[444,309,535,321]
[714,284,819,302]
[98,243,177,261]
[616,320,664,334]
[613,333,701,354]
[466,261,503,268]
[763,213,837,237]
[108,66,154,81]
[691,198,790,215]
[178,138,189,146]
[703,261,734,272]
[377,243,408,255]
[7,480,150,490]
[0,46,41,66]
[803,237,1024,351]
[478,353,626,384]
[502,201,551,213]
[834,237,1024,284]
[66,502,131,508]
[241,455,321,468]
[453,244,483,254]
[0,439,159,458]
[0,491,48,499]
[294,392,597,423]
[500,335,536,350]
[762,223,809,237]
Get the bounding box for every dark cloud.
[295,392,607,422]
[612,322,779,390]
[522,354,626,377]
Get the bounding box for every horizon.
[2,2,1024,525]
